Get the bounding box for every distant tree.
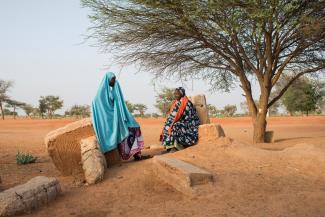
[151,113,160,118]
[282,78,322,116]
[68,105,91,118]
[154,88,175,117]
[38,98,47,118]
[222,105,237,117]
[5,99,25,119]
[0,80,13,120]
[39,96,63,119]
[133,104,147,117]
[22,104,34,118]
[32,108,40,118]
[268,100,280,116]
[240,101,249,115]
[3,108,17,116]
[315,81,325,114]
[125,100,134,113]
[207,104,219,117]
[82,0,325,143]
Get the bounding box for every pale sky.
[0,0,260,115]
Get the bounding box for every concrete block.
[265,131,275,143]
[153,156,213,194]
[0,176,61,217]
[188,95,210,125]
[80,136,107,185]
[44,118,95,176]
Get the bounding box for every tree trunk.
[13,106,16,119]
[0,101,4,120]
[252,86,270,143]
[253,112,267,143]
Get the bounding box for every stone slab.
[188,95,210,125]
[80,136,107,185]
[0,176,61,217]
[44,118,95,176]
[153,156,213,194]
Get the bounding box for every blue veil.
[91,72,139,153]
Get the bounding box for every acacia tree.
[207,104,219,117]
[22,104,34,118]
[39,96,63,119]
[133,103,147,117]
[82,0,325,142]
[282,77,322,115]
[0,80,13,120]
[67,105,91,118]
[154,88,175,117]
[222,104,237,117]
[125,100,135,113]
[5,99,25,119]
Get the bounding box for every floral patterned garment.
[118,128,144,160]
[162,99,200,148]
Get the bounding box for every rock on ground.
[0,176,61,217]
[44,118,95,176]
[198,124,226,145]
[80,136,107,185]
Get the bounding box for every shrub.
[16,151,37,165]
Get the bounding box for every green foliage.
[66,105,90,118]
[16,151,37,165]
[22,104,34,117]
[207,104,220,117]
[154,88,175,117]
[39,96,63,119]
[0,80,13,120]
[125,100,135,113]
[133,103,147,117]
[282,78,322,116]
[222,104,237,117]
[4,99,25,119]
[82,0,325,142]
[151,113,160,118]
[3,108,17,116]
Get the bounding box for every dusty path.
[0,116,325,216]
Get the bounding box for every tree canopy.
[39,96,64,119]
[0,80,13,120]
[282,77,323,115]
[82,0,325,142]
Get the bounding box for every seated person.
[160,87,200,152]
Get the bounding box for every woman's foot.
[168,148,178,153]
[134,153,152,161]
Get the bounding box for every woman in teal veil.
[92,72,144,160]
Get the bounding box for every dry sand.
[0,116,325,217]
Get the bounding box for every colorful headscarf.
[176,87,186,97]
[92,72,140,153]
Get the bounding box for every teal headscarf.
[91,72,140,153]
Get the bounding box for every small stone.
[265,131,275,143]
[198,124,225,145]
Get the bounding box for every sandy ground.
[0,116,325,217]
